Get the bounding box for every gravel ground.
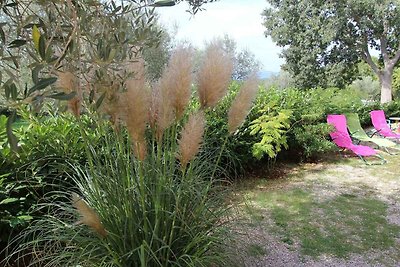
[231,154,400,267]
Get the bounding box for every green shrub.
[383,99,400,118]
[0,110,102,248]
[202,82,250,177]
[15,109,100,165]
[0,115,9,166]
[250,87,371,160]
[0,173,33,244]
[249,107,291,159]
[203,85,376,170]
[292,124,335,158]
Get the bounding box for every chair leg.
[338,148,346,158]
[383,146,399,155]
[359,154,387,165]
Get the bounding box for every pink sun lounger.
[370,110,400,140]
[327,114,385,164]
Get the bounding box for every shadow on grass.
[245,188,400,259]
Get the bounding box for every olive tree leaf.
[47,91,76,100]
[8,39,26,48]
[150,0,176,7]
[38,35,46,59]
[32,24,40,51]
[28,77,57,95]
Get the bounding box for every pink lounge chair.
[327,114,385,164]
[370,110,400,139]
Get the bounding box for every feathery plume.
[228,75,259,134]
[151,47,193,141]
[121,61,150,143]
[56,71,81,117]
[177,111,205,168]
[149,84,161,130]
[152,81,175,142]
[72,193,107,237]
[197,41,233,109]
[132,138,147,161]
[163,47,193,119]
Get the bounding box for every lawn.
[230,153,400,266]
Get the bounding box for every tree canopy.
[220,35,261,80]
[262,0,400,103]
[0,0,218,111]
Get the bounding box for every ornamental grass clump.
[5,44,258,267]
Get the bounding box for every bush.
[0,173,33,246]
[383,99,400,118]
[201,82,249,177]
[0,110,101,248]
[202,85,376,171]
[249,107,291,159]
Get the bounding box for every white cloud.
[156,0,284,72]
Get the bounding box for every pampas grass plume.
[133,138,147,161]
[197,41,233,109]
[178,111,205,168]
[152,81,175,142]
[121,61,150,144]
[162,47,193,119]
[149,84,161,130]
[72,193,107,237]
[228,75,259,134]
[57,71,81,117]
[124,79,150,141]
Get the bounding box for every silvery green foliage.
[0,0,162,107]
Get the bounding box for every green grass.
[368,153,400,181]
[246,244,267,257]
[246,188,400,258]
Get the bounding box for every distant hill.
[257,70,277,80]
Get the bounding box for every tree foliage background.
[263,0,400,103]
[0,0,217,111]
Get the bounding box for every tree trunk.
[379,69,393,104]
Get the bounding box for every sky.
[156,0,284,73]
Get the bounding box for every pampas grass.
[178,111,205,168]
[197,41,233,109]
[123,80,150,140]
[161,46,193,119]
[228,75,259,134]
[120,61,150,146]
[151,82,175,142]
[5,44,243,267]
[132,138,147,161]
[72,193,107,237]
[56,71,81,117]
